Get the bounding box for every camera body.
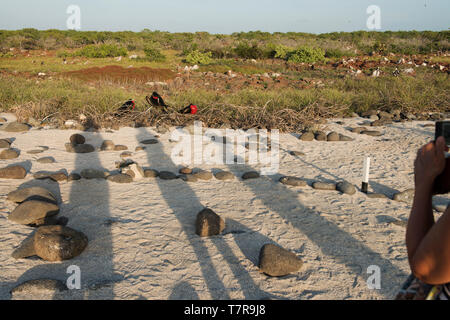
[435,121,450,146]
[434,121,450,195]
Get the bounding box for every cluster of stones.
[299,131,353,142]
[358,109,446,123]
[195,208,303,277]
[7,186,88,262]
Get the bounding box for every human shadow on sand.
[5,132,117,300]
[221,138,409,299]
[136,128,271,300]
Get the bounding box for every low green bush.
[143,46,166,62]
[75,44,128,58]
[287,46,325,63]
[185,50,213,65]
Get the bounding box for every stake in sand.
[362,157,371,194]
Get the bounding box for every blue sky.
[0,0,448,34]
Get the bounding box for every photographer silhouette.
[406,136,450,299]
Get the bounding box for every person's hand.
[414,136,448,189]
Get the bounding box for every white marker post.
[362,157,371,193]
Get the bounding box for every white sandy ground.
[0,113,448,300]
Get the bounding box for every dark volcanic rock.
[159,171,178,180]
[242,171,260,180]
[195,208,225,237]
[258,244,303,277]
[69,134,85,145]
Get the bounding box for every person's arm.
[406,136,450,285]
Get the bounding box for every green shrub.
[324,48,355,58]
[266,44,292,59]
[287,46,325,63]
[185,50,213,65]
[234,42,264,59]
[75,44,128,58]
[143,46,166,62]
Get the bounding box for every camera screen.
[444,122,450,145]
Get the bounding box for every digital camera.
[436,121,450,146]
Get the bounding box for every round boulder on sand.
[107,174,133,184]
[10,279,67,299]
[100,140,115,151]
[120,151,133,159]
[258,243,303,277]
[0,149,19,159]
[179,167,193,175]
[80,169,109,179]
[7,187,57,204]
[315,132,327,141]
[0,165,27,179]
[337,181,357,195]
[299,132,314,141]
[179,174,198,182]
[195,208,225,237]
[114,145,128,151]
[68,173,81,181]
[69,134,85,145]
[1,122,30,132]
[34,225,88,262]
[339,134,354,142]
[8,200,59,225]
[214,171,235,181]
[144,169,159,178]
[393,189,415,203]
[0,139,11,148]
[312,181,336,191]
[37,157,56,164]
[193,170,213,181]
[242,171,260,180]
[34,171,68,182]
[327,132,340,142]
[65,143,95,154]
[280,176,307,187]
[159,171,178,180]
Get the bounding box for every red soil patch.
[62,65,176,83]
